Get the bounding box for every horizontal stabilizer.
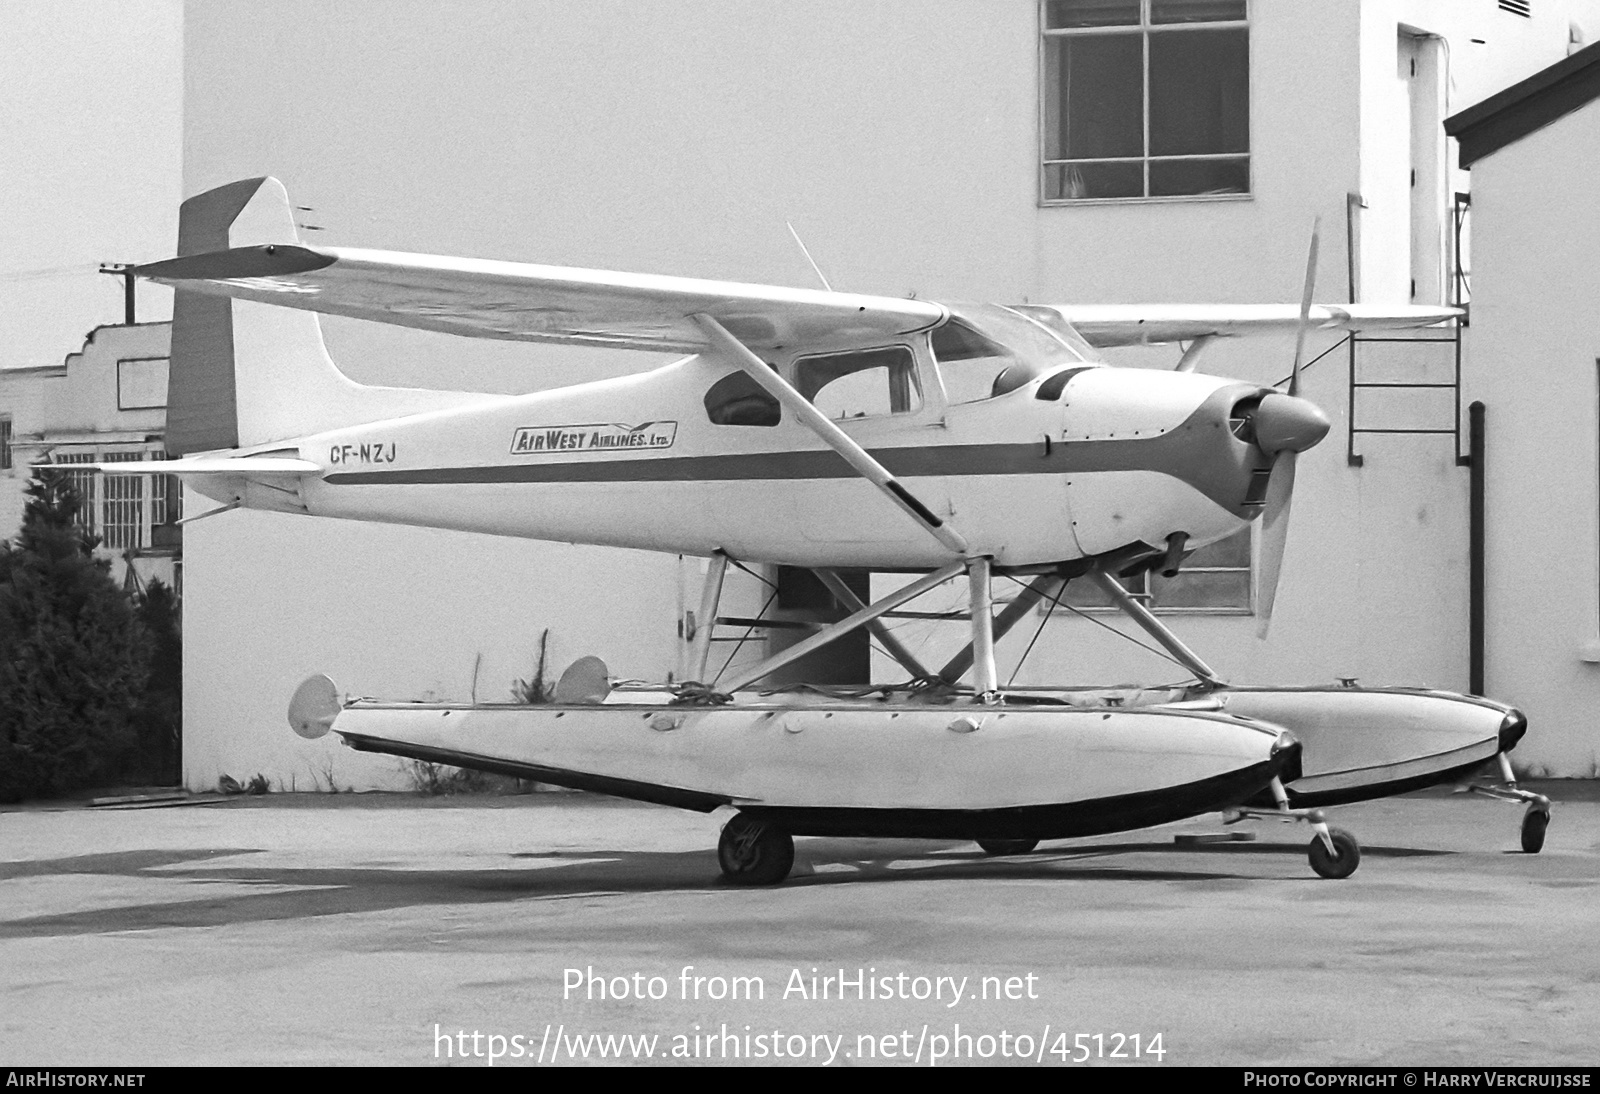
[1039,303,1462,347]
[138,243,335,281]
[44,457,321,476]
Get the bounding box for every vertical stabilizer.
[165,177,483,456]
[165,179,261,454]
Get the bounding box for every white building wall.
[180,510,685,791]
[180,0,1600,787]
[1357,0,1590,308]
[1464,98,1600,777]
[40,323,169,439]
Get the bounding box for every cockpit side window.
[793,345,921,420]
[705,370,781,426]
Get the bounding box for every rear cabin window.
[705,371,781,426]
[793,346,920,420]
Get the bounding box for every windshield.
[932,303,1097,404]
[1005,304,1102,362]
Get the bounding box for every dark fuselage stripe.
[320,389,1261,515]
[325,437,1210,485]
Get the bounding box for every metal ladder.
[1344,192,1471,468]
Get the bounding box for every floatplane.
[86,177,1548,884]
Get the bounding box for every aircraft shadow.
[0,848,259,881]
[0,834,1451,939]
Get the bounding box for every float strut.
[687,551,729,683]
[938,573,1065,684]
[718,561,967,693]
[814,569,932,680]
[1088,569,1224,688]
[1462,753,1551,811]
[968,557,1000,703]
[1224,776,1335,852]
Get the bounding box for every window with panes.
[1042,0,1249,202]
[1057,527,1253,612]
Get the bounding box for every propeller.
[1255,218,1327,639]
[1254,440,1297,637]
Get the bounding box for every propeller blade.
[1288,217,1321,398]
[1258,218,1322,638]
[1255,450,1298,639]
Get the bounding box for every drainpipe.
[1468,401,1485,696]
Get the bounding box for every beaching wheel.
[718,812,795,885]
[1308,827,1361,879]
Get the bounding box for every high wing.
[1038,303,1461,348]
[134,235,1455,356]
[133,244,946,353]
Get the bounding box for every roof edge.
[1446,40,1600,167]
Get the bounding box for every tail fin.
[165,177,479,456]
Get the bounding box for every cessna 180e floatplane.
[86,177,1549,884]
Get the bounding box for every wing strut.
[690,313,970,558]
[1174,335,1214,373]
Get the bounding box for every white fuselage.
[218,353,1268,569]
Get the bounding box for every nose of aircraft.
[1250,392,1331,456]
[1498,708,1529,753]
[1270,730,1304,785]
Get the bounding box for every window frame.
[789,343,924,422]
[116,355,170,411]
[1039,0,1253,207]
[45,442,182,553]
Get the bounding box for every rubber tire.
[1308,827,1361,879]
[718,813,795,885]
[976,838,1040,856]
[1521,809,1549,854]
